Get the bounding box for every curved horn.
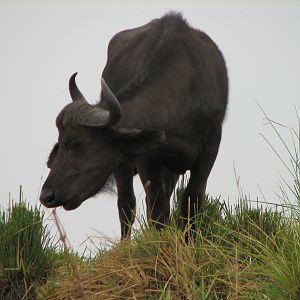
[76,77,122,127]
[101,78,121,125]
[69,72,87,102]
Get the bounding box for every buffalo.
[40,12,228,238]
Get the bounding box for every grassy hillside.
[2,194,300,299]
[36,196,300,299]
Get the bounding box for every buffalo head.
[40,73,165,210]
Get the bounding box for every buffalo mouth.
[62,198,82,211]
[40,196,81,211]
[40,187,82,210]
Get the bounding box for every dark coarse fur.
[102,12,189,101]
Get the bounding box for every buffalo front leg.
[137,162,178,229]
[180,124,222,231]
[114,162,136,239]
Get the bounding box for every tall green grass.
[0,187,59,300]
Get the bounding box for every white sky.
[1,0,299,252]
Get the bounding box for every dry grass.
[38,222,269,300]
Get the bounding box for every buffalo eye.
[64,137,84,155]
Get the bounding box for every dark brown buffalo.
[40,12,228,238]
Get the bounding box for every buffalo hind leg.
[180,124,222,233]
[114,162,136,239]
[137,162,179,229]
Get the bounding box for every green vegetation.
[0,187,59,300]
[1,112,299,299]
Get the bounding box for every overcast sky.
[1,0,299,252]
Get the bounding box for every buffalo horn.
[69,72,88,103]
[75,77,121,127]
[101,78,121,125]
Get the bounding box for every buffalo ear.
[112,128,166,156]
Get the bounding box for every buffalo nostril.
[40,187,55,206]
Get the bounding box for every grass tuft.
[0,187,59,300]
